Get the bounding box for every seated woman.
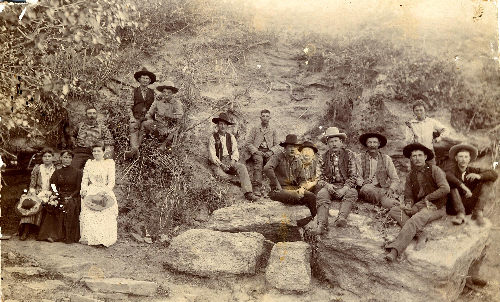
[39,150,82,243]
[79,142,118,247]
[16,148,56,240]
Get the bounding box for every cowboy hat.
[156,80,178,93]
[299,141,318,153]
[279,134,300,147]
[449,143,478,162]
[321,127,347,144]
[403,143,434,160]
[134,67,157,84]
[359,132,387,148]
[15,194,42,216]
[83,192,115,211]
[212,113,234,125]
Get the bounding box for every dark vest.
[408,164,446,208]
[322,148,349,184]
[132,87,155,119]
[361,152,390,189]
[213,132,232,160]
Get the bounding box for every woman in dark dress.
[38,150,82,243]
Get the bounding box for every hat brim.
[279,142,301,147]
[83,194,115,211]
[359,133,387,148]
[449,143,478,162]
[16,195,42,216]
[212,118,234,125]
[134,70,157,84]
[403,143,434,160]
[156,86,178,93]
[321,134,347,144]
[299,144,318,153]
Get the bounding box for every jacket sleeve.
[102,124,115,146]
[270,129,280,153]
[230,134,239,162]
[80,162,90,196]
[404,174,414,205]
[385,155,400,191]
[445,167,463,188]
[172,99,184,119]
[246,127,258,155]
[471,167,499,182]
[264,153,280,189]
[29,165,40,192]
[208,135,221,166]
[433,119,447,137]
[427,166,450,202]
[354,152,364,187]
[127,89,135,119]
[344,150,358,189]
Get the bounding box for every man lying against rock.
[357,132,400,209]
[445,143,498,226]
[263,134,317,223]
[385,143,450,262]
[309,127,358,235]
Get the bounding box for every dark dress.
[38,166,82,243]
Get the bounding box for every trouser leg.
[303,191,317,217]
[251,154,264,186]
[233,162,252,193]
[389,206,410,227]
[129,120,141,150]
[210,164,231,181]
[450,188,466,215]
[337,188,358,219]
[468,183,485,213]
[360,184,398,209]
[315,187,332,230]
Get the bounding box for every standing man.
[385,143,450,262]
[445,143,498,226]
[70,105,114,170]
[142,81,184,151]
[208,113,258,201]
[124,67,156,159]
[311,127,358,235]
[358,132,400,208]
[263,134,317,220]
[244,109,279,193]
[404,97,446,164]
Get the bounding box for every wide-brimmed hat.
[449,143,478,162]
[359,132,387,148]
[134,67,156,84]
[279,134,300,147]
[403,143,434,160]
[299,141,318,153]
[15,195,42,216]
[321,127,347,144]
[156,80,178,93]
[212,113,234,125]
[83,192,115,211]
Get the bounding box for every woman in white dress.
[79,143,118,247]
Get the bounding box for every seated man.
[311,127,358,235]
[263,134,317,221]
[244,109,279,193]
[142,81,184,151]
[445,143,498,226]
[70,105,114,170]
[299,141,321,194]
[385,143,450,262]
[208,113,258,201]
[358,132,400,208]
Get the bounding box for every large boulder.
[164,229,267,277]
[265,241,311,292]
[206,201,311,242]
[313,209,491,302]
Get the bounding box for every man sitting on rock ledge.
[385,143,450,262]
[263,134,317,222]
[445,143,498,226]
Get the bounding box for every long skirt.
[37,206,64,241]
[63,196,81,243]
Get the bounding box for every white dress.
[79,159,118,247]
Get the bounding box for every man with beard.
[70,106,114,170]
[385,143,449,262]
[358,132,400,208]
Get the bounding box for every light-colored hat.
[83,192,115,211]
[156,80,178,93]
[321,127,347,144]
[16,194,42,216]
[449,143,478,162]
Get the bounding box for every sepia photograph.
[0,0,499,301]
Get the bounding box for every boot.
[451,212,465,225]
[467,257,488,287]
[415,231,427,251]
[309,205,329,235]
[385,248,398,262]
[244,192,259,202]
[124,148,139,160]
[472,210,486,226]
[125,131,140,159]
[335,201,352,227]
[20,224,29,241]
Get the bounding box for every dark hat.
[134,67,156,84]
[359,132,387,148]
[16,194,42,216]
[299,141,318,153]
[156,80,178,93]
[449,143,478,162]
[280,134,300,147]
[212,113,234,125]
[83,192,115,211]
[403,143,434,160]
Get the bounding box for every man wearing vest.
[70,105,115,170]
[358,132,400,209]
[310,127,358,235]
[124,67,156,159]
[299,141,321,194]
[208,113,258,201]
[385,143,450,262]
[263,134,317,222]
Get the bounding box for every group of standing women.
[15,143,118,247]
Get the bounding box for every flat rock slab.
[314,209,491,302]
[69,294,103,302]
[164,229,266,277]
[266,241,311,292]
[206,201,311,242]
[83,278,157,296]
[24,280,66,291]
[4,266,46,276]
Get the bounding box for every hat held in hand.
[83,192,115,211]
[16,194,42,216]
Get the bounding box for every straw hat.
[321,127,347,144]
[449,143,478,162]
[156,80,178,93]
[16,194,42,216]
[83,192,115,211]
